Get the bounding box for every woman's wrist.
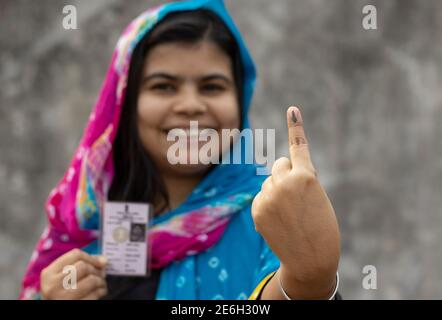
[278,266,338,300]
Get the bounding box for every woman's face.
[137,41,240,176]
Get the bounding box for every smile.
[163,122,218,140]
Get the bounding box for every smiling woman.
[110,8,244,219]
[20,0,340,301]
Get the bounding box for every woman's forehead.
[142,41,233,78]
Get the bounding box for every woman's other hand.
[40,248,108,300]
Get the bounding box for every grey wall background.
[1,0,441,299]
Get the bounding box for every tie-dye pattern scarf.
[20,0,263,299]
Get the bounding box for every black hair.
[107,9,244,217]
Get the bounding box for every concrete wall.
[1,0,442,299]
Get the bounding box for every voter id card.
[101,202,152,276]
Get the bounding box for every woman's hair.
[108,9,244,215]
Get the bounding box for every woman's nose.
[172,87,207,117]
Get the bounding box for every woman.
[20,0,340,300]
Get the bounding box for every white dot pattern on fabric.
[237,292,248,300]
[42,227,50,238]
[47,205,56,219]
[76,147,85,160]
[197,234,208,242]
[218,268,228,282]
[66,167,75,182]
[59,183,67,195]
[23,287,37,300]
[176,276,186,288]
[42,238,53,250]
[204,188,217,197]
[49,188,58,198]
[61,234,69,242]
[30,250,38,262]
[208,257,219,269]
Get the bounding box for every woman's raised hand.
[251,106,340,299]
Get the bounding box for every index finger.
[51,249,107,273]
[287,106,313,169]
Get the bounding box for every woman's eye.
[151,83,175,92]
[201,84,225,93]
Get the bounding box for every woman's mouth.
[164,128,215,139]
[162,123,218,141]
